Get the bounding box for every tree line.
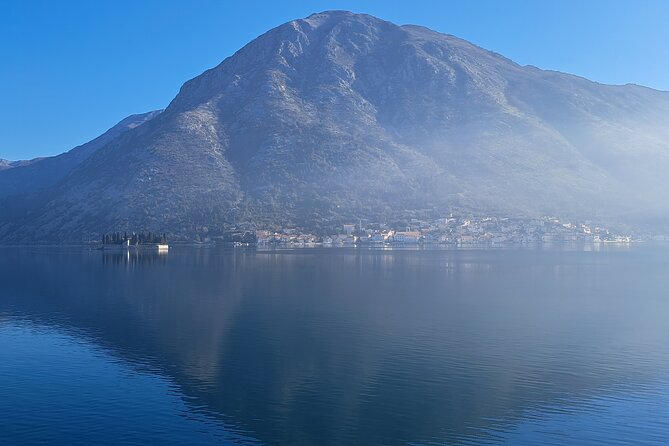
[102,232,167,245]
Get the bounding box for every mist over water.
[1,246,669,445]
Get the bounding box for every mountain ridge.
[0,110,162,199]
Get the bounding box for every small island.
[101,232,168,252]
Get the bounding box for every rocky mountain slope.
[0,111,161,198]
[2,11,669,242]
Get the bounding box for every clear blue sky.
[2,0,668,160]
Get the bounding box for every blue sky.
[2,0,668,160]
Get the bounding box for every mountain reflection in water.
[1,246,669,445]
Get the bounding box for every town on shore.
[208,215,636,247]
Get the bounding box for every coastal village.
[247,215,634,247]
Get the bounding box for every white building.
[393,231,421,244]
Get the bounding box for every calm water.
[1,246,669,445]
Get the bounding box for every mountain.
[0,110,161,199]
[2,11,669,242]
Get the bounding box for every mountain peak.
[304,9,356,20]
[300,9,389,26]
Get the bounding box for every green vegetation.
[102,232,167,245]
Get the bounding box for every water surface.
[1,246,668,445]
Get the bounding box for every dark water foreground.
[1,246,668,445]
